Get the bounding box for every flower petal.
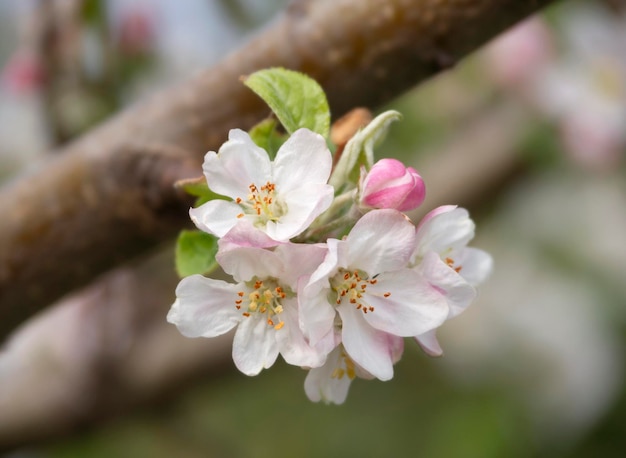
[414,206,475,259]
[298,278,337,347]
[273,243,328,288]
[359,268,449,336]
[456,247,493,286]
[232,315,279,375]
[168,275,241,337]
[304,346,353,404]
[217,220,281,252]
[276,298,327,368]
[338,304,396,380]
[203,129,271,198]
[189,199,242,238]
[217,245,283,282]
[266,183,334,241]
[273,128,332,193]
[414,329,444,357]
[346,209,416,275]
[417,251,476,318]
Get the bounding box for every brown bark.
[0,0,554,340]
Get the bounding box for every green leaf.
[243,68,330,138]
[175,230,219,278]
[248,117,287,160]
[175,176,228,207]
[329,110,402,190]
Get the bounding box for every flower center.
[234,277,290,330]
[445,257,462,273]
[329,269,390,314]
[332,349,357,380]
[236,182,286,224]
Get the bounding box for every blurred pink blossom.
[1,50,45,95]
[486,6,626,170]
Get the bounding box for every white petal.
[217,245,283,282]
[418,251,477,318]
[189,199,241,237]
[414,206,475,259]
[304,346,353,404]
[359,269,449,336]
[414,329,444,357]
[273,128,332,193]
[456,247,493,286]
[232,315,279,375]
[273,243,328,288]
[266,183,334,241]
[276,298,327,368]
[169,275,241,338]
[298,280,337,347]
[338,304,395,380]
[203,129,271,198]
[346,209,416,275]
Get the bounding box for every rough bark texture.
[0,0,554,340]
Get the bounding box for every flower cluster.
[168,111,492,404]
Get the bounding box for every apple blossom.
[304,337,403,404]
[411,205,493,356]
[299,209,449,380]
[168,243,328,375]
[358,158,426,211]
[190,128,334,243]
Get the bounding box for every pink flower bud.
[359,158,426,211]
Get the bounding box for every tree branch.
[0,98,530,451]
[0,0,554,340]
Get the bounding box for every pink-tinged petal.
[414,329,444,357]
[217,220,281,252]
[338,305,395,381]
[346,209,416,274]
[267,183,334,241]
[232,315,279,375]
[307,239,345,287]
[168,275,241,337]
[357,269,448,336]
[414,206,475,258]
[217,245,283,282]
[304,346,354,404]
[276,298,327,368]
[456,247,493,286]
[418,251,476,318]
[203,129,271,198]
[273,128,332,193]
[388,334,405,364]
[273,243,328,288]
[189,199,242,237]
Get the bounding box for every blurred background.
[1,0,626,457]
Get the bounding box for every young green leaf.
[243,68,330,139]
[248,117,287,160]
[175,230,219,278]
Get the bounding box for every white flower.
[167,243,327,375]
[299,209,449,380]
[411,205,493,356]
[190,128,334,242]
[304,339,403,405]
